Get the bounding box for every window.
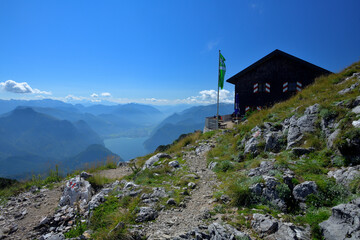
[283,82,302,92]
[253,83,270,93]
[288,82,297,91]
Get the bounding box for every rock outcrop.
[135,207,159,222]
[286,104,320,148]
[173,222,251,240]
[58,176,93,207]
[142,153,172,170]
[319,197,360,240]
[292,181,318,202]
[252,213,310,240]
[327,166,360,186]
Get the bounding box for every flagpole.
[216,50,220,130]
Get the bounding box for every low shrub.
[88,175,112,191]
[349,175,360,194]
[306,178,349,208]
[215,160,234,172]
[335,128,360,165]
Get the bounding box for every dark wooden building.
[226,49,331,116]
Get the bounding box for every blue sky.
[0,0,359,105]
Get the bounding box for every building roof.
[226,49,332,84]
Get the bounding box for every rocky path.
[141,141,220,239]
[0,186,62,240]
[95,164,132,179]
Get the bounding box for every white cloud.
[101,92,111,97]
[0,80,51,95]
[65,94,87,101]
[8,89,234,106]
[100,89,233,105]
[179,89,233,104]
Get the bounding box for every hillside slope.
[1,61,360,240]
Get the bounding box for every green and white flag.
[219,52,226,89]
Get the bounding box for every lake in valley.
[104,137,150,161]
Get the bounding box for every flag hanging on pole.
[218,53,226,89]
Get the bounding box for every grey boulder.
[252,213,310,240]
[39,233,65,240]
[293,181,317,202]
[208,222,250,240]
[135,207,158,222]
[319,197,360,240]
[58,176,93,207]
[327,166,360,186]
[169,160,180,168]
[287,104,320,148]
[142,153,171,170]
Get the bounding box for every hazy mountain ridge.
[0,107,119,179]
[0,100,167,138]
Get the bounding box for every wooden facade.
[226,49,331,116]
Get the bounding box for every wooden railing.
[204,114,234,130]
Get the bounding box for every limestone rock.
[351,96,360,108]
[264,132,284,153]
[353,120,360,128]
[142,153,172,170]
[208,222,250,240]
[80,171,92,179]
[166,198,176,205]
[287,104,320,148]
[135,207,158,222]
[123,181,138,190]
[338,82,360,95]
[195,143,213,155]
[117,161,127,168]
[248,161,275,177]
[293,181,318,202]
[244,129,261,156]
[150,187,168,198]
[58,176,93,207]
[252,214,310,240]
[88,191,105,210]
[39,233,65,240]
[168,160,180,168]
[208,161,218,170]
[352,106,360,114]
[327,166,360,186]
[319,197,360,240]
[327,129,340,148]
[251,214,279,237]
[267,222,310,240]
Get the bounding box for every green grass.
[200,61,360,238]
[89,194,141,240]
[64,221,87,238]
[296,207,331,240]
[87,175,113,191]
[83,156,118,173]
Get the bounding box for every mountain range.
[0,99,234,178]
[0,100,166,138]
[0,107,119,179]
